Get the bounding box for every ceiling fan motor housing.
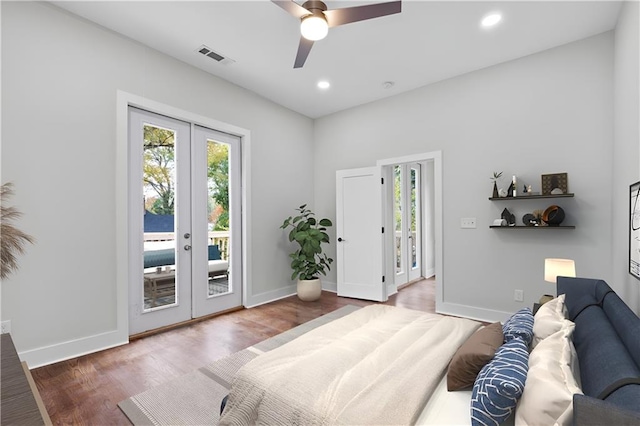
[301,1,328,13]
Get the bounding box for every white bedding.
[415,375,515,426]
[219,305,481,425]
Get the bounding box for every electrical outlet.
[460,217,477,229]
[514,290,524,302]
[1,320,11,334]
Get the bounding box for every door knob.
[184,245,191,251]
[184,233,191,239]
[338,237,344,242]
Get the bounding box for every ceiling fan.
[272,0,401,68]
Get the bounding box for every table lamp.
[542,258,576,304]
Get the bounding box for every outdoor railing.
[144,231,230,260]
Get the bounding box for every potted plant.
[280,204,333,301]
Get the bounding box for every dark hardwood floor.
[31,278,436,425]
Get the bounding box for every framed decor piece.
[541,172,569,195]
[629,180,640,280]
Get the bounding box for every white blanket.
[219,305,480,425]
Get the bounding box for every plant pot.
[297,278,322,302]
[492,181,499,198]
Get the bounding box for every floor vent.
[196,45,235,65]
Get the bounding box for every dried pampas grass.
[1,183,34,279]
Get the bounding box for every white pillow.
[516,321,582,426]
[532,294,568,348]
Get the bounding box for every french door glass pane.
[411,168,418,269]
[207,139,231,297]
[142,124,177,311]
[394,165,404,275]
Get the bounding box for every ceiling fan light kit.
[273,0,402,68]
[301,13,328,41]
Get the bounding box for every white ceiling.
[51,1,622,118]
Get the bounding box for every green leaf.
[308,217,316,226]
[299,204,307,210]
[319,219,332,227]
[294,231,309,242]
[288,229,296,242]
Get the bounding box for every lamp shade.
[544,258,576,283]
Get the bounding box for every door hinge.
[381,177,384,184]
[382,227,385,233]
[382,276,386,283]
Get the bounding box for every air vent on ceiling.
[196,45,235,65]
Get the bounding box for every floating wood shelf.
[489,225,575,229]
[489,193,574,201]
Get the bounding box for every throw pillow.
[470,337,529,426]
[502,308,534,346]
[516,323,582,426]
[532,294,569,348]
[447,322,504,391]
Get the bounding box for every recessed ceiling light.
[481,13,502,28]
[317,81,330,89]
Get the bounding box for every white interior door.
[128,107,242,335]
[336,167,386,302]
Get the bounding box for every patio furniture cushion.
[144,245,222,269]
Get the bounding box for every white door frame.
[116,91,252,338]
[377,152,442,307]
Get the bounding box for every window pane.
[207,140,230,297]
[142,124,177,310]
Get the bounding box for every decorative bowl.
[542,205,565,226]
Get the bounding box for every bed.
[219,277,640,425]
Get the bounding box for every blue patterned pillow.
[502,307,534,346]
[470,337,529,426]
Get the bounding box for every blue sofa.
[557,277,640,424]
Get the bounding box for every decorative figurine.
[490,171,502,198]
[501,208,516,226]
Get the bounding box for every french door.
[128,107,242,335]
[394,163,422,286]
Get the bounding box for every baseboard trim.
[322,280,337,293]
[18,330,128,369]
[244,285,297,308]
[436,301,513,324]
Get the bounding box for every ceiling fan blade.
[272,0,310,19]
[324,1,401,28]
[294,36,314,68]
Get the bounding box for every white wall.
[314,32,616,320]
[1,2,313,366]
[612,1,640,313]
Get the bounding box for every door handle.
[338,237,345,242]
[184,233,191,239]
[184,245,191,251]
